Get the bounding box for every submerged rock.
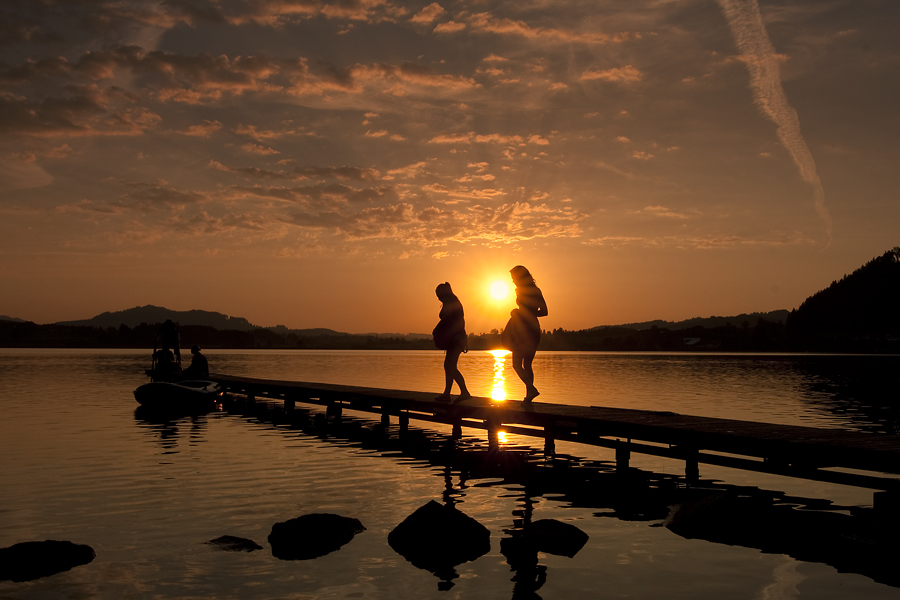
[206,535,263,552]
[524,519,589,558]
[388,500,491,581]
[501,519,589,568]
[268,513,365,560]
[0,540,95,582]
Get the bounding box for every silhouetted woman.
[433,282,471,401]
[506,266,548,402]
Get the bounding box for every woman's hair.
[435,281,454,300]
[510,265,535,286]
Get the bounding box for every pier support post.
[326,402,342,423]
[487,419,500,451]
[873,490,900,521]
[399,413,409,437]
[543,426,555,456]
[452,420,462,440]
[616,439,631,473]
[684,448,700,484]
[381,409,390,428]
[284,394,295,411]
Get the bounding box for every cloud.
[234,182,398,206]
[350,62,479,92]
[585,232,817,249]
[465,12,611,44]
[0,86,161,137]
[434,21,466,34]
[179,120,223,137]
[109,182,207,214]
[427,131,550,147]
[639,205,691,219]
[210,160,381,181]
[385,161,428,179]
[241,143,280,155]
[410,2,445,24]
[716,0,832,244]
[235,124,315,140]
[580,65,643,83]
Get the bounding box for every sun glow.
[489,280,509,301]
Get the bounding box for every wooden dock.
[210,374,900,501]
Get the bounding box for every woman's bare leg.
[438,348,469,399]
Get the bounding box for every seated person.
[154,347,181,379]
[181,345,209,379]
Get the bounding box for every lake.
[1,349,899,599]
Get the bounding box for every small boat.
[133,379,224,411]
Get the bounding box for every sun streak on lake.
[490,349,509,401]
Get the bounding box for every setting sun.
[489,280,509,300]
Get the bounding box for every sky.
[1,0,898,334]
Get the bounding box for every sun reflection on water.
[490,349,509,401]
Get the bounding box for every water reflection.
[133,407,215,451]
[491,349,509,401]
[209,393,900,594]
[790,355,900,434]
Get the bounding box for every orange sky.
[1,0,898,333]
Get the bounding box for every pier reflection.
[149,393,900,594]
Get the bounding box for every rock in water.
[388,500,491,575]
[524,519,589,557]
[0,540,95,582]
[268,513,365,560]
[206,535,263,552]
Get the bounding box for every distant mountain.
[56,305,260,331]
[55,305,352,338]
[608,310,790,332]
[0,315,25,323]
[786,247,900,342]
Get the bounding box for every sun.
[489,280,509,301]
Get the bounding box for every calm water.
[1,349,899,599]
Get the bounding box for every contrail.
[716,0,832,246]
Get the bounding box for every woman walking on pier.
[504,265,548,402]
[433,282,471,401]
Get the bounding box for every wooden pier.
[210,374,900,502]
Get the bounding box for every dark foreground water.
[1,349,899,599]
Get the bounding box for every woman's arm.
[535,290,548,317]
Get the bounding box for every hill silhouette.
[56,305,347,338]
[786,247,900,350]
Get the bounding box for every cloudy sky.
[1,0,897,333]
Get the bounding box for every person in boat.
[153,346,181,378]
[181,345,209,379]
[433,282,471,401]
[155,319,181,368]
[503,265,548,402]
